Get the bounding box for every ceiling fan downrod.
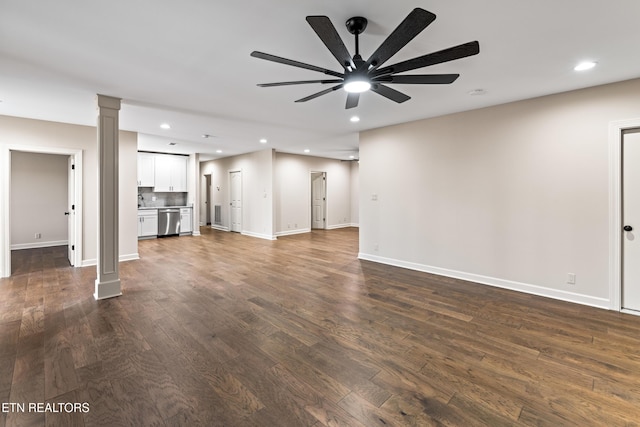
[346,16,368,68]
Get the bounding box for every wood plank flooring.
[1,227,640,426]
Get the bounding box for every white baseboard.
[119,253,140,262]
[82,253,140,267]
[241,230,277,241]
[11,240,68,250]
[358,252,610,310]
[621,309,640,317]
[327,223,353,230]
[211,225,228,232]
[275,228,311,237]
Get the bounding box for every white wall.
[359,78,640,309]
[10,151,68,248]
[0,115,138,269]
[118,131,139,262]
[275,153,353,235]
[200,148,275,239]
[350,160,359,227]
[200,150,356,239]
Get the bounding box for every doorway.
[230,170,242,233]
[204,174,212,226]
[1,146,83,278]
[622,128,640,313]
[311,172,326,230]
[67,156,76,266]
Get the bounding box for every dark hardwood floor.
[1,227,640,426]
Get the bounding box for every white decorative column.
[94,94,122,300]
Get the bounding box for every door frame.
[310,171,327,230]
[204,174,212,226]
[68,156,76,266]
[608,117,640,313]
[1,145,83,278]
[229,169,242,233]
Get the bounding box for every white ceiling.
[2,1,640,161]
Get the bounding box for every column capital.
[96,94,121,110]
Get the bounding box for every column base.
[94,278,122,300]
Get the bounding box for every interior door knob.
[624,225,633,232]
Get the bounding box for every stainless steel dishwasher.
[158,208,180,236]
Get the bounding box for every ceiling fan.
[250,8,480,109]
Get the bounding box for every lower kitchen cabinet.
[138,209,158,238]
[180,208,192,234]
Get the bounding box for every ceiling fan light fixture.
[344,79,371,93]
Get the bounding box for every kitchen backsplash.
[138,188,187,207]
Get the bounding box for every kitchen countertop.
[138,206,192,210]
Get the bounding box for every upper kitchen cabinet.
[154,154,188,192]
[137,152,155,187]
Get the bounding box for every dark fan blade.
[306,16,354,69]
[365,8,436,71]
[372,41,480,77]
[251,51,344,78]
[258,79,343,87]
[374,74,459,84]
[295,84,343,103]
[345,92,360,109]
[371,84,411,103]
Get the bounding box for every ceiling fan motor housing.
[346,16,368,35]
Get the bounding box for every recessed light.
[574,61,597,71]
[304,149,310,153]
[350,116,360,123]
[160,123,171,130]
[216,150,222,153]
[468,89,487,96]
[260,138,267,144]
[349,155,355,159]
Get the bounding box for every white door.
[67,156,75,266]
[230,171,242,232]
[311,172,326,229]
[205,174,212,225]
[622,128,640,312]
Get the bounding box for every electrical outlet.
[34,233,41,239]
[567,273,576,285]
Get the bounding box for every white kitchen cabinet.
[137,152,155,187]
[154,154,187,192]
[138,209,158,238]
[180,207,192,234]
